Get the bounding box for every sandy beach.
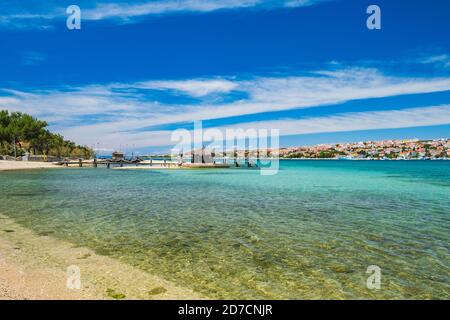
[0,160,59,171]
[0,160,207,300]
[0,214,204,300]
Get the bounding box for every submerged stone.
[106,288,126,300]
[147,286,167,296]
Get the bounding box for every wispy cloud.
[21,52,47,66]
[0,0,326,28]
[136,79,238,97]
[419,54,450,69]
[224,105,450,136]
[284,0,322,8]
[58,105,450,149]
[2,66,450,149]
[83,0,260,20]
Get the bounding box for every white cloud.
[136,79,238,97]
[224,105,450,136]
[0,96,20,105]
[58,105,450,149]
[284,0,323,8]
[0,0,325,28]
[419,54,450,69]
[83,0,260,20]
[2,67,450,149]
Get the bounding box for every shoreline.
[2,159,448,174]
[0,160,60,171]
[0,214,204,300]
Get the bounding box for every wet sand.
[0,214,204,300]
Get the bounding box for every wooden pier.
[56,159,143,168]
[55,155,260,169]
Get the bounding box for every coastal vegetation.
[0,110,93,159]
[285,149,346,159]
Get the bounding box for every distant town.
[167,138,450,162]
[277,138,450,160]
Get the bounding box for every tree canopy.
[0,110,93,159]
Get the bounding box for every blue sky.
[0,0,449,154]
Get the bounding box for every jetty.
[54,143,264,170]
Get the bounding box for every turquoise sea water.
[0,161,449,299]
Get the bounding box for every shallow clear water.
[0,161,449,299]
